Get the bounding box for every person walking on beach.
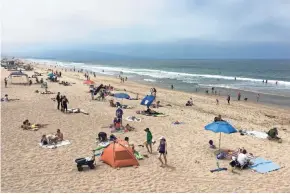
[237,92,241,101]
[227,95,231,105]
[116,106,123,125]
[171,84,174,90]
[256,94,260,102]
[144,128,153,154]
[157,136,167,167]
[56,92,61,110]
[216,99,219,105]
[4,77,7,88]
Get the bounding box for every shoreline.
[35,61,290,111]
[25,58,290,109]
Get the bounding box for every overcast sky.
[2,0,290,52]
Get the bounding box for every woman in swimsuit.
[157,136,167,167]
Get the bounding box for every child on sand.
[209,140,216,149]
[157,136,167,167]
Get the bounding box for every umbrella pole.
[219,132,221,151]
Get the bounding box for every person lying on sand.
[1,94,20,102]
[67,108,89,115]
[41,91,55,94]
[145,108,157,115]
[21,120,48,130]
[125,124,135,131]
[59,81,72,86]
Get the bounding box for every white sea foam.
[26,58,290,87]
[144,79,156,82]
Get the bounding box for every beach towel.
[126,116,141,122]
[38,140,71,149]
[98,141,110,148]
[240,130,268,139]
[134,151,144,160]
[250,157,280,173]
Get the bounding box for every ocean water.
[27,58,290,107]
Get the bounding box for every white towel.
[243,130,268,139]
[39,140,71,149]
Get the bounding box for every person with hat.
[144,128,153,154]
[157,136,167,167]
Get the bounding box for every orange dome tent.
[101,139,139,168]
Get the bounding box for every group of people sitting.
[21,119,48,131]
[40,129,64,145]
[229,148,254,171]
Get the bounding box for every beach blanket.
[240,130,269,139]
[250,157,280,173]
[38,140,71,149]
[134,151,144,160]
[126,116,141,122]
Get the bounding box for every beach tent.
[101,139,139,168]
[141,95,155,107]
[9,71,29,84]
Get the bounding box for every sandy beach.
[1,62,290,193]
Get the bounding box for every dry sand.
[1,63,290,192]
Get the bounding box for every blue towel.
[250,157,280,173]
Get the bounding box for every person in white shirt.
[230,149,252,171]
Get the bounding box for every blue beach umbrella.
[140,95,155,107]
[114,93,130,99]
[205,121,237,172]
[47,72,54,76]
[205,121,237,150]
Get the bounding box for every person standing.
[56,92,61,110]
[4,77,7,88]
[227,95,231,105]
[157,136,167,167]
[62,96,69,113]
[237,92,241,101]
[171,84,174,90]
[144,128,153,154]
[256,93,260,102]
[116,106,123,125]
